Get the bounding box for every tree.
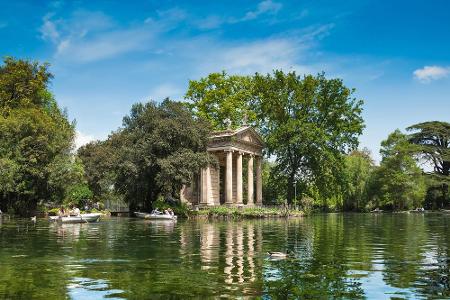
[0,57,74,214]
[78,139,118,200]
[343,148,374,211]
[370,130,426,210]
[185,71,255,129]
[0,57,53,116]
[112,99,213,211]
[407,121,450,208]
[254,71,365,204]
[262,161,288,205]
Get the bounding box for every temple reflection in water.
[180,220,263,288]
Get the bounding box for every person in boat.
[71,205,81,216]
[167,208,174,216]
[58,206,67,217]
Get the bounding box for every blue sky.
[1,0,449,162]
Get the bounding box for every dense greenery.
[408,121,450,209]
[187,70,364,206]
[186,72,255,129]
[369,130,426,210]
[1,56,448,214]
[342,149,374,211]
[80,99,213,211]
[0,58,86,215]
[254,71,365,204]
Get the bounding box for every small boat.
[134,211,177,221]
[370,208,383,213]
[410,208,425,213]
[49,213,101,224]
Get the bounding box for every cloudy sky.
[1,0,449,161]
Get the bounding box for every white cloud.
[55,27,155,63]
[173,24,334,77]
[39,14,59,43]
[242,0,282,21]
[195,0,282,30]
[40,10,155,63]
[220,39,306,74]
[75,130,95,149]
[413,65,450,83]
[196,15,224,30]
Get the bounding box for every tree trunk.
[287,172,295,204]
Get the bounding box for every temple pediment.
[207,126,264,156]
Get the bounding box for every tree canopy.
[0,57,77,214]
[369,130,426,210]
[81,99,214,211]
[407,121,450,208]
[254,71,365,204]
[185,71,255,130]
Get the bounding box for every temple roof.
[208,126,264,155]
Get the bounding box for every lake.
[0,213,449,299]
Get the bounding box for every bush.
[64,184,93,207]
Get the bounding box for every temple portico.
[181,126,264,207]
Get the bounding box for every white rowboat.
[49,213,102,224]
[134,212,177,221]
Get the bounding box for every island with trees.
[0,57,449,217]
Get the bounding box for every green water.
[0,214,449,299]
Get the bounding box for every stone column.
[256,156,262,206]
[200,167,211,206]
[225,150,233,205]
[206,164,212,205]
[247,155,254,206]
[236,152,243,205]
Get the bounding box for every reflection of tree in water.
[414,216,450,298]
[379,215,428,289]
[262,215,364,298]
[1,215,449,298]
[416,250,450,297]
[0,219,71,299]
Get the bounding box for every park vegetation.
[0,58,448,215]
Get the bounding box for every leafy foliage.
[185,71,255,129]
[187,71,365,206]
[369,130,426,210]
[0,58,76,215]
[80,99,213,211]
[253,71,365,204]
[64,183,93,207]
[342,149,374,211]
[78,139,118,201]
[408,121,450,208]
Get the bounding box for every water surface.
[0,213,449,299]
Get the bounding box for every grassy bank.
[187,206,304,219]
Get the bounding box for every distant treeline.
[0,58,448,215]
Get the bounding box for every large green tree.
[369,130,426,210]
[112,99,213,211]
[78,139,118,200]
[0,57,75,214]
[343,148,374,211]
[254,71,365,204]
[407,121,450,208]
[185,71,255,129]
